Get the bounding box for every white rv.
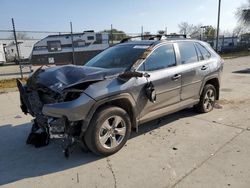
[5,40,38,62]
[0,43,6,65]
[30,31,109,65]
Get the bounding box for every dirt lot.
[0,56,250,188]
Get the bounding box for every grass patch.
[0,78,27,90]
[220,50,250,59]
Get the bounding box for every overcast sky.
[0,0,247,34]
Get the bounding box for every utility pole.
[12,18,23,78]
[165,27,168,35]
[216,0,221,52]
[70,21,75,65]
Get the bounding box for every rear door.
[177,41,209,100]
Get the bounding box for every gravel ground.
[0,56,250,188]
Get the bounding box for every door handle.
[201,65,208,70]
[172,74,181,80]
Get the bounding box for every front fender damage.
[42,93,95,121]
[16,70,101,157]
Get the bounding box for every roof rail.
[164,34,187,39]
[120,34,186,43]
[120,35,160,43]
[84,30,94,32]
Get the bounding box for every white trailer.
[5,40,38,62]
[30,31,109,65]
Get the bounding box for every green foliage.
[204,26,216,39]
[157,30,165,35]
[100,28,128,41]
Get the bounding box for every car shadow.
[0,108,197,186]
[0,122,101,185]
[131,108,197,138]
[232,68,250,74]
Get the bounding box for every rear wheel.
[84,106,131,156]
[195,84,216,113]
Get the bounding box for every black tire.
[84,105,131,156]
[195,84,217,113]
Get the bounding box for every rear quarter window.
[195,43,211,60]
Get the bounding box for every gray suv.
[17,36,223,156]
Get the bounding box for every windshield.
[85,44,147,69]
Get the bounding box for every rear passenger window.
[195,43,211,60]
[178,42,198,64]
[140,44,176,71]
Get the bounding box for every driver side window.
[138,44,176,71]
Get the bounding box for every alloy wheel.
[203,89,215,111]
[98,115,126,149]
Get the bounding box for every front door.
[136,44,181,121]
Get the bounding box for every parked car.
[17,36,223,156]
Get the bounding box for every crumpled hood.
[28,65,124,92]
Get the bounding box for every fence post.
[70,21,76,65]
[110,24,113,45]
[12,18,23,78]
[141,26,143,39]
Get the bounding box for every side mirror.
[143,72,150,78]
[119,71,144,79]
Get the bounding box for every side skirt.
[138,99,199,125]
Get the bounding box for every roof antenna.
[70,21,76,65]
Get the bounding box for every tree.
[169,33,178,35]
[178,22,201,38]
[144,31,151,35]
[157,30,165,35]
[100,28,128,41]
[178,22,190,35]
[233,25,244,36]
[236,0,250,28]
[189,24,202,39]
[204,26,216,39]
[9,32,30,40]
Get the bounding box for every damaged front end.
[16,65,104,156]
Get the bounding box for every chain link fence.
[0,25,142,79]
[0,21,250,79]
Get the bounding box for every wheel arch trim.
[81,93,138,133]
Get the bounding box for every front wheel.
[195,84,216,113]
[84,106,131,156]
